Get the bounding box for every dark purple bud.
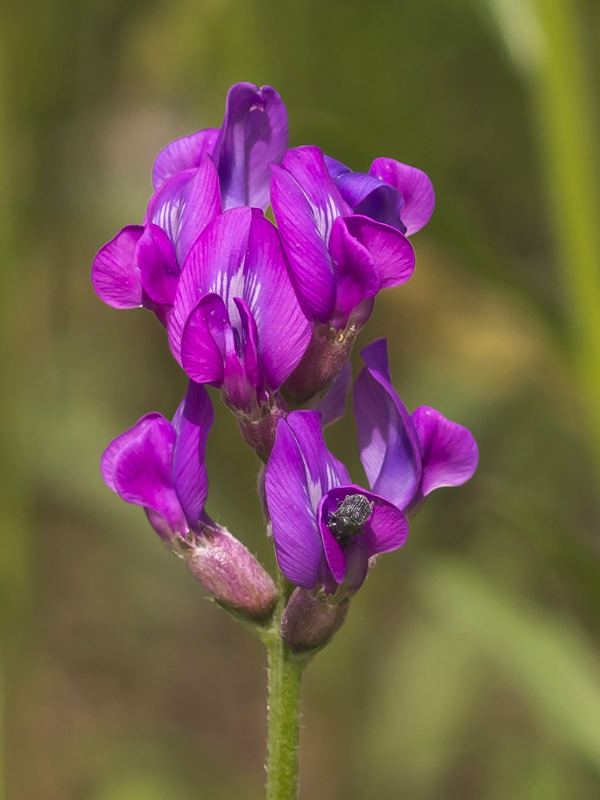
[237,392,289,462]
[283,320,359,404]
[281,588,349,654]
[181,520,277,623]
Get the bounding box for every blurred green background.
[2,0,600,797]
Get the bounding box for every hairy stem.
[265,576,304,800]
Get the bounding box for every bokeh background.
[2,0,600,797]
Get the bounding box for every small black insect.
[327,494,374,547]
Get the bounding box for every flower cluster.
[94,82,477,646]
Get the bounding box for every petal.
[213,82,288,211]
[242,210,311,390]
[317,498,347,584]
[136,223,179,306]
[146,158,221,265]
[286,411,351,504]
[329,216,380,325]
[233,297,261,390]
[335,171,405,232]
[270,163,335,322]
[168,207,252,363]
[101,414,186,535]
[180,294,227,384]
[152,128,219,189]
[315,360,352,428]
[91,225,144,308]
[342,215,415,290]
[411,406,479,496]
[354,339,421,509]
[369,158,435,235]
[265,418,324,589]
[361,492,409,554]
[172,381,214,529]
[323,154,352,181]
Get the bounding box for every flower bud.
[236,393,289,461]
[281,587,350,654]
[283,322,358,404]
[180,521,277,623]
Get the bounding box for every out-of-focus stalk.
[485,0,600,473]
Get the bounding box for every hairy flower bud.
[237,393,289,461]
[181,521,277,623]
[283,322,357,403]
[281,588,350,653]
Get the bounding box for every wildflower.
[92,82,288,326]
[264,410,408,594]
[101,380,276,620]
[167,206,311,456]
[270,146,416,401]
[353,338,478,515]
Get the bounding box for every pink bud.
[281,587,349,653]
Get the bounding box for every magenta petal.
[363,493,409,554]
[91,225,144,308]
[169,207,252,363]
[152,128,219,189]
[265,418,324,589]
[180,294,227,384]
[281,146,351,239]
[213,82,288,211]
[233,297,261,390]
[171,381,214,529]
[317,500,348,584]
[354,339,421,509]
[369,158,435,235]
[101,414,186,535]
[336,172,404,231]
[270,164,336,323]
[329,216,380,323]
[286,411,351,498]
[242,211,311,390]
[343,215,415,290]
[323,154,352,181]
[136,223,179,306]
[315,361,352,428]
[412,406,479,496]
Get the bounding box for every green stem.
[265,576,304,800]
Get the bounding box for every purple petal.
[265,417,324,589]
[343,215,415,290]
[270,163,335,322]
[317,498,348,584]
[172,381,214,529]
[315,361,352,428]
[411,406,479,496]
[280,146,351,241]
[369,158,435,235]
[335,172,405,232]
[169,208,251,363]
[329,216,380,325]
[286,411,351,502]
[136,223,179,306]
[101,414,186,535]
[323,154,352,181]
[180,294,227,384]
[213,82,288,211]
[242,210,311,390]
[152,128,219,190]
[146,157,221,265]
[361,492,409,554]
[91,225,144,308]
[354,339,421,509]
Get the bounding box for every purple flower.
[324,155,435,236]
[265,410,408,594]
[353,339,478,515]
[101,380,215,542]
[270,146,416,401]
[101,380,277,620]
[92,82,288,326]
[168,206,311,428]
